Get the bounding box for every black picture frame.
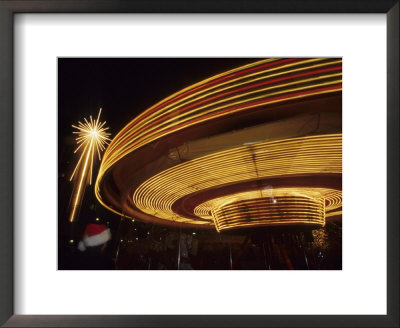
[0,1,398,327]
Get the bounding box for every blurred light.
[211,195,325,232]
[95,58,343,225]
[69,239,74,244]
[95,217,100,221]
[68,107,111,223]
[133,134,342,227]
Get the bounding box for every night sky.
[58,58,257,138]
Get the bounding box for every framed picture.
[0,1,398,327]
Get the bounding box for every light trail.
[95,58,342,196]
[132,134,342,226]
[93,58,342,231]
[68,108,111,223]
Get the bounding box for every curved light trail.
[132,134,342,227]
[95,58,342,231]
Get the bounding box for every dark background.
[58,58,341,270]
[58,58,256,196]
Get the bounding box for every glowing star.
[68,108,111,222]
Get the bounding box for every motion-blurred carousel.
[95,58,342,237]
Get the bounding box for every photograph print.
[58,58,342,270]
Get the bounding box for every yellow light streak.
[105,58,279,149]
[105,58,330,155]
[131,134,342,227]
[212,196,326,232]
[106,77,341,168]
[68,108,111,223]
[325,210,343,218]
[194,188,341,231]
[95,58,342,195]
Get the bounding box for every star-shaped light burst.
[68,108,111,222]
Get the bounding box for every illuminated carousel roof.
[95,58,342,231]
